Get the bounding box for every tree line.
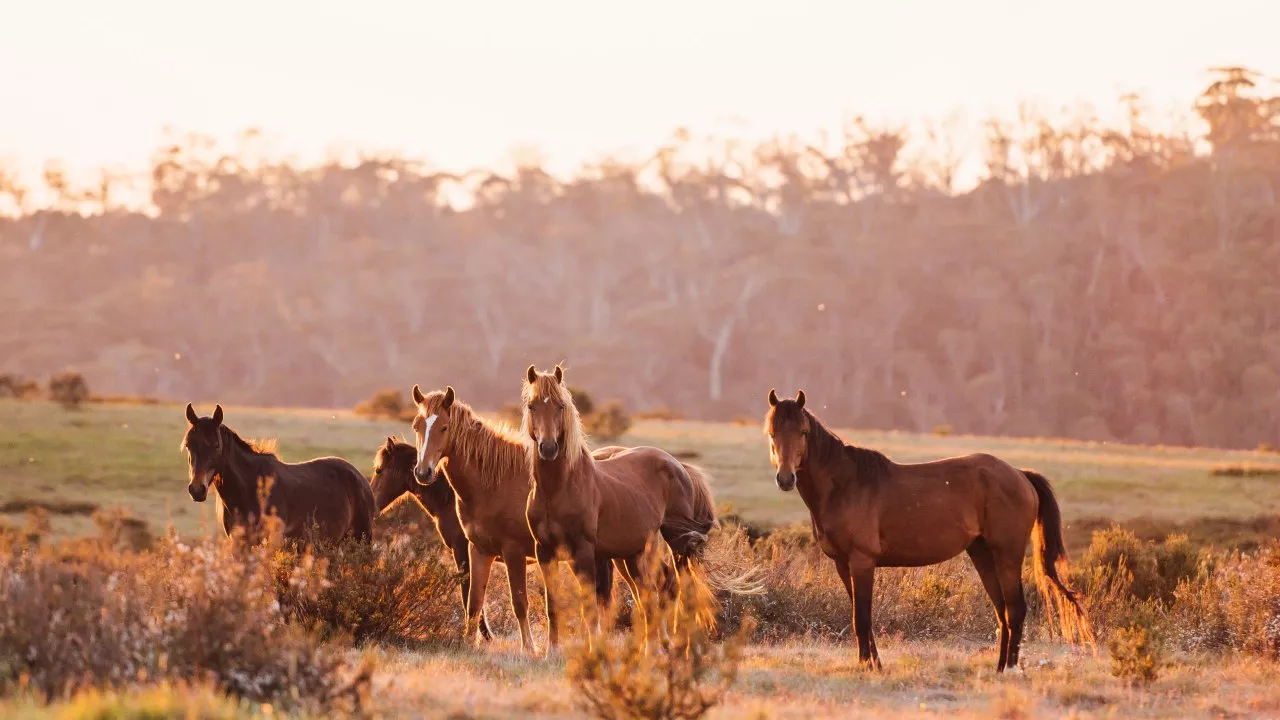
[2,66,1277,449]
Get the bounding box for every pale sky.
[2,0,1278,189]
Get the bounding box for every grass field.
[4,398,1280,719]
[3,398,1279,548]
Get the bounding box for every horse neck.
[440,420,527,503]
[796,416,853,503]
[531,448,589,496]
[214,439,276,514]
[411,476,455,518]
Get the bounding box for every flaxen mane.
[420,389,530,489]
[521,372,588,469]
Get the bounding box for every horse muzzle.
[414,462,437,486]
[188,481,209,502]
[776,471,797,492]
[537,440,559,461]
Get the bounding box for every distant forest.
[2,66,1278,449]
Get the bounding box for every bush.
[1108,602,1166,687]
[277,533,462,646]
[0,374,39,399]
[567,545,752,720]
[1079,526,1203,606]
[567,385,595,417]
[583,401,633,442]
[0,522,350,710]
[633,407,685,422]
[353,388,414,422]
[28,682,270,719]
[48,371,89,409]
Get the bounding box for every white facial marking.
[417,415,437,465]
[543,397,550,404]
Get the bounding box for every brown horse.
[181,404,375,543]
[370,437,492,641]
[409,384,617,653]
[522,364,748,651]
[764,389,1093,672]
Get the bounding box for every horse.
[370,436,492,641]
[522,364,754,652]
[181,403,376,544]
[763,389,1093,673]
[409,383,619,654]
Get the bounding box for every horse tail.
[664,461,764,607]
[1024,468,1094,645]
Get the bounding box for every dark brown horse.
[764,389,1092,672]
[181,404,375,543]
[522,365,755,651]
[370,437,492,640]
[410,384,617,654]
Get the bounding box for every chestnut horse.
[409,384,617,653]
[370,437,492,641]
[522,364,753,651]
[181,404,375,543]
[764,389,1093,673]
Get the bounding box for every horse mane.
[806,413,893,483]
[423,389,530,489]
[522,371,588,471]
[219,425,279,459]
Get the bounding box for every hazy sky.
[3,0,1278,185]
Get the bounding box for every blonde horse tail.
[665,461,765,608]
[1024,468,1095,646]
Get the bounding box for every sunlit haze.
[4,0,1279,189]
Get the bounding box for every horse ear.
[411,384,425,405]
[553,365,564,384]
[796,390,806,409]
[442,385,455,409]
[385,436,396,449]
[185,403,199,425]
[768,389,779,407]
[526,365,538,384]
[212,404,224,425]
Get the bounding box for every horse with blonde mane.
[522,364,756,652]
[409,384,618,653]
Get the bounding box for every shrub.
[32,682,270,719]
[567,544,753,720]
[0,522,350,710]
[277,533,461,646]
[353,388,414,422]
[567,385,596,416]
[633,407,685,422]
[584,401,633,442]
[931,424,954,437]
[48,371,89,409]
[0,374,39,399]
[1079,527,1203,606]
[1108,602,1166,687]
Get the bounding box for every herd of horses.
[180,364,1093,673]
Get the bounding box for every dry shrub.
[1075,527,1206,636]
[567,544,753,720]
[583,401,633,441]
[48,371,89,409]
[1108,602,1166,687]
[1209,463,1280,477]
[1172,540,1280,657]
[353,388,414,422]
[277,533,461,646]
[28,681,270,719]
[633,407,685,422]
[0,374,39,399]
[931,424,955,437]
[0,520,349,710]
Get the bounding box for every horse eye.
[439,426,448,434]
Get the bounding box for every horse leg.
[502,547,535,654]
[617,556,650,647]
[849,558,881,670]
[465,544,496,645]
[535,541,560,654]
[452,541,492,641]
[966,537,1010,672]
[571,542,602,638]
[995,550,1028,672]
